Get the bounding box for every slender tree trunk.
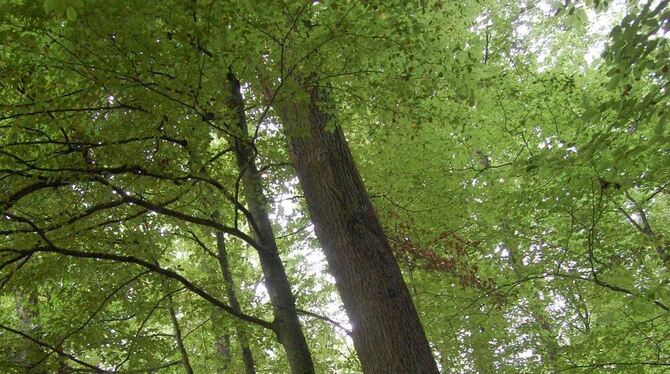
[212,322,232,373]
[215,231,257,374]
[14,289,47,373]
[195,232,235,372]
[165,287,194,374]
[266,80,439,373]
[225,72,314,374]
[56,342,67,374]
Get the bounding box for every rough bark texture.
[227,72,314,374]
[215,231,256,374]
[272,82,439,373]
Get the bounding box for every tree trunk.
[56,342,67,374]
[14,289,47,373]
[212,326,232,373]
[165,291,194,374]
[268,81,439,373]
[226,72,315,374]
[215,231,257,374]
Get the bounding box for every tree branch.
[2,246,274,330]
[0,322,106,372]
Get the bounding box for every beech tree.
[1,0,668,373]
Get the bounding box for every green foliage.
[43,0,83,21]
[1,0,668,372]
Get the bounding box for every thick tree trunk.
[269,82,439,373]
[226,72,314,374]
[215,231,257,374]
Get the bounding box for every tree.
[1,0,669,373]
[226,71,314,373]
[269,80,438,373]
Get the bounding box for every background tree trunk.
[215,231,257,374]
[14,288,47,373]
[165,290,194,374]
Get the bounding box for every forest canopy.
[0,0,668,373]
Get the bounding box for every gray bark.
[215,231,257,374]
[226,72,314,374]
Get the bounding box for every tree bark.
[165,291,194,374]
[14,289,47,373]
[268,81,439,373]
[226,72,315,374]
[215,231,256,374]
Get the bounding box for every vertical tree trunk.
[212,324,232,373]
[215,231,256,374]
[164,286,194,374]
[14,289,47,373]
[268,81,439,373]
[226,72,315,374]
[56,342,67,374]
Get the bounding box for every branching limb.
[1,245,274,330]
[0,322,106,372]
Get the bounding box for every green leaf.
[43,0,55,14]
[54,0,66,14]
[66,6,77,21]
